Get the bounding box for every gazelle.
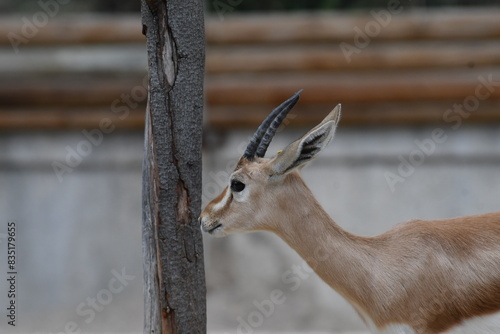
[199,91,500,334]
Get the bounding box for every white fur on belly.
[445,311,500,334]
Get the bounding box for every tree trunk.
[141,0,206,333]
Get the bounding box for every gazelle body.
[199,92,500,334]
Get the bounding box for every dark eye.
[230,180,245,192]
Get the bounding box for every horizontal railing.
[1,9,499,129]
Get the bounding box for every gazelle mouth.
[207,223,222,234]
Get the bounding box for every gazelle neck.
[270,173,378,317]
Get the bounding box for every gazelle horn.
[242,90,302,160]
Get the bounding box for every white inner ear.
[270,120,336,176]
[296,121,335,163]
[314,120,336,147]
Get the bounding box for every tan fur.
[199,106,500,333]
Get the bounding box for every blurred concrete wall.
[0,124,498,333]
[0,131,144,334]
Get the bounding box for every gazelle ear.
[270,104,341,176]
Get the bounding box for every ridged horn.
[242,90,302,160]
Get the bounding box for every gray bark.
[141,0,206,333]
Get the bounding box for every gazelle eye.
[230,180,245,192]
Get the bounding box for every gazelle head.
[200,91,341,237]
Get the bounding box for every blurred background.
[1,1,500,333]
